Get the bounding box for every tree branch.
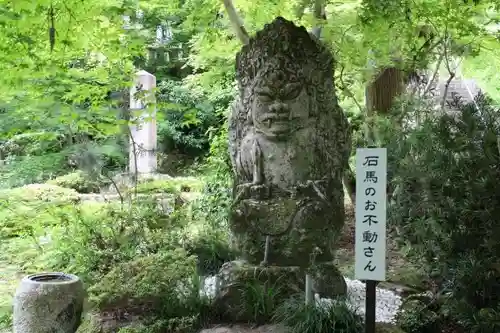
[221,0,249,45]
[295,0,311,19]
[440,34,458,111]
[338,65,364,114]
[311,0,326,38]
[422,50,444,97]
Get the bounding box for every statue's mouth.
[259,113,292,131]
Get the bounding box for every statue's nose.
[269,102,289,114]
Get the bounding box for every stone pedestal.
[129,70,157,174]
[214,260,347,323]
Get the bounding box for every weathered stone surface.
[13,272,84,333]
[228,17,350,274]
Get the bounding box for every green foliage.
[0,0,143,120]
[66,141,127,174]
[47,171,108,193]
[396,299,440,333]
[0,131,64,157]
[41,201,187,283]
[114,315,200,333]
[273,296,364,333]
[386,92,500,332]
[183,227,238,276]
[0,309,12,331]
[88,249,199,313]
[234,274,289,324]
[0,152,71,188]
[131,176,203,195]
[0,139,127,191]
[0,184,79,238]
[156,79,226,155]
[462,42,500,103]
[133,179,180,195]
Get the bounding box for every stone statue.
[225,16,351,300]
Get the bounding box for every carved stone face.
[251,68,309,140]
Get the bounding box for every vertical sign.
[355,148,387,281]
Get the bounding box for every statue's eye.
[282,83,302,100]
[258,93,272,102]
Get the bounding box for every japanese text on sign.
[355,148,387,281]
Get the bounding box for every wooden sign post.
[355,148,387,333]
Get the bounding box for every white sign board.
[355,148,387,281]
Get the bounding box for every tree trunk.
[366,67,405,115]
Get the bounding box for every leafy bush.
[88,249,201,315]
[0,184,79,238]
[183,227,238,276]
[47,171,109,193]
[41,201,186,283]
[112,315,201,333]
[273,296,364,333]
[396,299,440,333]
[0,152,71,188]
[66,141,127,174]
[157,79,225,155]
[0,131,65,157]
[191,172,231,230]
[1,192,221,332]
[132,176,203,195]
[386,93,500,332]
[76,248,208,333]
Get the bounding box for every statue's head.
[235,17,335,140]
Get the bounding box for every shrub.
[183,227,238,276]
[47,171,109,193]
[273,296,364,333]
[386,92,500,332]
[0,153,71,188]
[396,299,440,333]
[66,141,127,173]
[88,249,202,316]
[76,249,208,333]
[0,184,79,238]
[190,173,231,230]
[156,79,226,156]
[41,201,186,283]
[132,179,179,195]
[234,272,290,324]
[0,131,64,157]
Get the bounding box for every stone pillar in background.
[129,70,157,174]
